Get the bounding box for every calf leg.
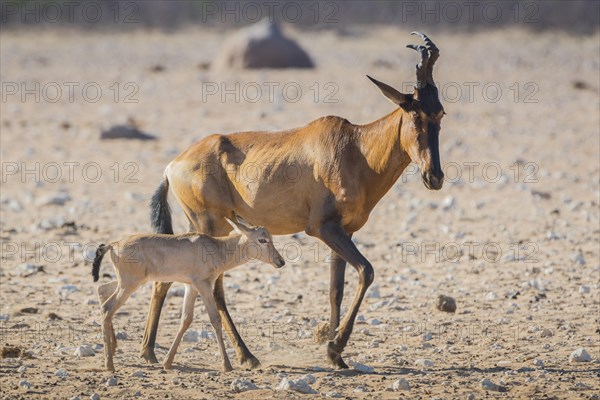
[164,285,197,369]
[101,283,136,371]
[195,281,233,372]
[191,213,260,368]
[97,281,119,354]
[140,281,172,363]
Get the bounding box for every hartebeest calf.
[141,32,445,369]
[92,217,285,372]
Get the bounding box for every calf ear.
[367,75,412,108]
[235,215,254,230]
[225,217,244,235]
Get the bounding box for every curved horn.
[410,31,439,86]
[406,44,429,89]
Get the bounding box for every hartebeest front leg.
[213,275,261,368]
[328,251,347,340]
[313,222,374,369]
[140,281,172,363]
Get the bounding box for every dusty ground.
[1,26,599,399]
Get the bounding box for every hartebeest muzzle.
[422,169,444,190]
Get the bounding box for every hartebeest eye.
[258,238,267,244]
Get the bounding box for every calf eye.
[258,238,267,244]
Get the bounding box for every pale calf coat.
[93,218,284,372]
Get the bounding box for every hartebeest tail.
[150,176,173,235]
[92,243,109,282]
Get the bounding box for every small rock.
[367,285,380,298]
[480,378,506,392]
[422,332,433,341]
[436,294,456,313]
[486,292,498,301]
[539,328,553,338]
[441,195,456,210]
[467,394,476,400]
[116,331,127,340]
[301,374,316,384]
[55,369,68,378]
[74,345,95,357]
[578,285,590,294]
[569,348,592,363]
[47,312,62,321]
[182,330,200,343]
[90,394,100,400]
[19,380,32,388]
[533,359,544,367]
[131,370,145,378]
[36,192,71,206]
[348,360,374,373]
[106,377,118,387]
[414,358,434,368]
[324,392,343,398]
[276,377,317,394]
[231,377,259,393]
[392,378,410,391]
[370,318,381,326]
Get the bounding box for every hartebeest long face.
[368,32,445,190]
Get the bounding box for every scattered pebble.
[578,285,590,294]
[74,345,95,357]
[436,294,457,313]
[441,196,456,210]
[414,358,434,368]
[486,292,498,301]
[480,378,506,392]
[300,374,316,384]
[55,369,68,378]
[130,370,145,378]
[533,359,544,367]
[569,348,592,363]
[18,380,31,389]
[392,378,410,391]
[90,394,100,400]
[348,360,374,373]
[35,192,71,206]
[106,377,118,387]
[276,377,317,394]
[230,377,258,393]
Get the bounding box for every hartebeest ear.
[367,75,412,108]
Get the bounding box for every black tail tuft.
[150,178,173,234]
[92,244,107,282]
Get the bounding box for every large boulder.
[214,20,314,69]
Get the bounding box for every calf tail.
[92,244,109,282]
[150,175,173,234]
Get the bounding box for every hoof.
[327,342,349,369]
[163,362,172,370]
[223,365,233,373]
[240,356,261,369]
[140,349,159,364]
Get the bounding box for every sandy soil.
[1,26,599,399]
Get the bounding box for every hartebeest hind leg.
[140,281,172,363]
[312,222,374,369]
